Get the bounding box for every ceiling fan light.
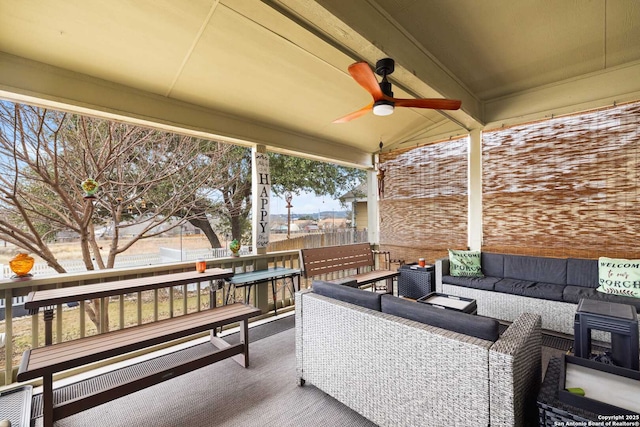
[373,102,394,116]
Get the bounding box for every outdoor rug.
[33,324,376,427]
[27,315,614,427]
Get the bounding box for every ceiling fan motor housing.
[376,58,395,97]
[375,57,395,77]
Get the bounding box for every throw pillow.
[596,257,640,299]
[448,249,484,277]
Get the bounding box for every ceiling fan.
[333,58,462,123]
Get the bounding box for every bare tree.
[217,146,252,242]
[0,103,233,329]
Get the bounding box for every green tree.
[297,214,316,221]
[207,152,366,243]
[269,153,365,200]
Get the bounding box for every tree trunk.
[189,217,221,248]
[230,215,242,241]
[85,298,107,333]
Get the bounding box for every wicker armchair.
[296,289,542,427]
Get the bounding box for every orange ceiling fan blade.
[348,62,383,100]
[332,103,374,123]
[393,98,462,110]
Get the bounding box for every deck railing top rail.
[0,250,301,387]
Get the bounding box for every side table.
[574,298,639,370]
[538,357,597,425]
[397,264,434,299]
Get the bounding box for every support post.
[43,375,53,427]
[468,129,483,251]
[366,169,379,245]
[251,145,270,312]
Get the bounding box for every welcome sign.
[254,151,270,249]
[597,257,640,298]
[448,249,484,277]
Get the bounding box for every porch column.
[251,145,269,312]
[366,169,379,245]
[468,129,483,250]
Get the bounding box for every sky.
[270,191,344,215]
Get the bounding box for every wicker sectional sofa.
[296,281,542,427]
[436,253,640,337]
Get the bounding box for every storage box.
[397,264,434,299]
[558,354,640,416]
[417,292,477,314]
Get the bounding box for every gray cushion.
[380,295,499,341]
[442,274,500,291]
[494,278,537,296]
[520,282,565,302]
[312,280,382,311]
[563,286,640,312]
[563,285,597,304]
[481,252,504,277]
[495,278,565,301]
[495,279,565,301]
[566,258,599,288]
[503,255,567,285]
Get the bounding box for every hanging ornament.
[229,239,241,257]
[81,178,99,199]
[377,167,386,199]
[376,140,385,199]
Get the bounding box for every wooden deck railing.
[0,250,303,386]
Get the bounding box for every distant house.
[340,183,368,231]
[270,223,300,234]
[95,218,199,239]
[318,217,348,230]
[0,296,29,321]
[304,224,319,232]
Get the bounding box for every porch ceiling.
[1,0,639,168]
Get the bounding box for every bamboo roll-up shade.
[379,138,469,263]
[483,101,640,259]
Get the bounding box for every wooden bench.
[299,243,399,292]
[17,269,261,427]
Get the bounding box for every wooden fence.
[266,229,368,252]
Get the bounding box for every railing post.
[252,258,270,313]
[3,288,13,385]
[44,309,54,346]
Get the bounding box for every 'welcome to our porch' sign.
[254,152,270,249]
